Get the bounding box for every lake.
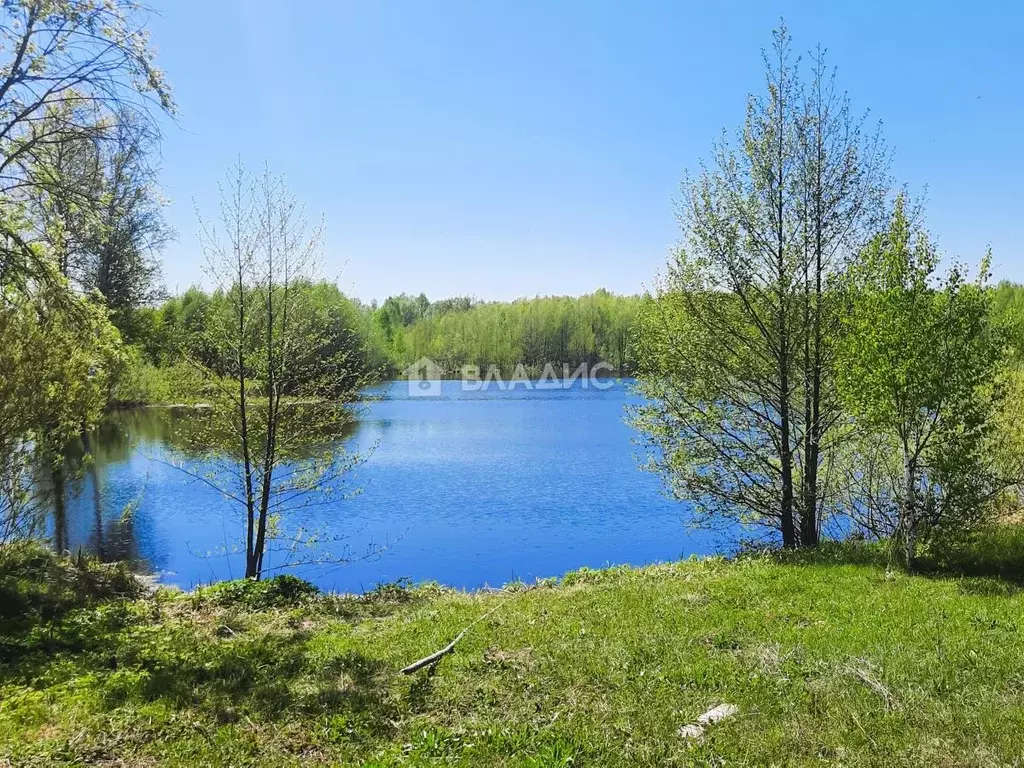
[48,378,724,593]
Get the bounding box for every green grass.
[2,536,1024,766]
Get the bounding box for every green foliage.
[989,365,1024,507]
[0,278,123,543]
[76,113,171,328]
[0,541,142,628]
[132,281,381,394]
[4,540,1024,765]
[193,574,320,610]
[27,110,170,332]
[991,280,1024,361]
[177,165,374,580]
[631,25,889,548]
[836,198,1006,561]
[129,285,640,400]
[838,200,996,431]
[0,0,173,296]
[0,0,175,542]
[374,289,640,376]
[631,284,787,535]
[108,346,216,405]
[0,282,121,450]
[921,523,1024,584]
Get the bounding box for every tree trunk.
[779,369,796,548]
[245,554,258,579]
[801,442,820,546]
[800,237,823,548]
[51,464,67,554]
[776,41,796,550]
[800,232,816,547]
[902,450,918,568]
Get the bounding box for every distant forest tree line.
[123,287,642,388]
[112,278,1024,400]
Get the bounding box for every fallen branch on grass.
[400,605,501,674]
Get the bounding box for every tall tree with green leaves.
[836,198,1006,565]
[0,1,171,547]
[0,280,121,549]
[24,113,102,281]
[80,111,171,334]
[25,109,170,340]
[631,25,887,546]
[0,0,173,292]
[792,45,889,545]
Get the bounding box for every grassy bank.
[2,538,1024,766]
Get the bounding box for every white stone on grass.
[678,703,740,740]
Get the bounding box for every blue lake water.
[50,379,724,593]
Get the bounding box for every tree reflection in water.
[43,406,360,575]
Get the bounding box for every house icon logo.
[405,357,444,398]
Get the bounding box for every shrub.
[193,574,320,610]
[0,541,143,628]
[109,346,218,405]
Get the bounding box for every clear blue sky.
[149,0,1023,303]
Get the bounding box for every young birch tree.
[180,164,371,579]
[836,198,1006,565]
